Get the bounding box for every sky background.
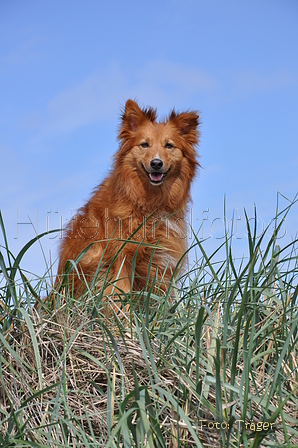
[1,0,298,281]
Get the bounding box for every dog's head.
[117,100,200,187]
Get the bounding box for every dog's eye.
[140,142,149,149]
[165,142,173,149]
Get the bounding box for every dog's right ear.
[119,100,157,137]
[118,100,157,147]
[122,100,145,132]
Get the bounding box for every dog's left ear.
[169,111,200,145]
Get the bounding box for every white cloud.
[22,61,298,137]
[231,69,298,95]
[139,60,217,92]
[0,36,45,74]
[30,61,217,136]
[43,64,126,134]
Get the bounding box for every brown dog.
[57,99,200,298]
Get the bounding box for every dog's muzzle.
[142,158,170,185]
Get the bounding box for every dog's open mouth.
[142,165,170,185]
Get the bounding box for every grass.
[0,198,298,447]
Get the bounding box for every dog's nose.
[150,158,163,171]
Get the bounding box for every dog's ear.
[169,110,200,145]
[121,100,156,132]
[122,100,144,131]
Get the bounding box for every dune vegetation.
[0,199,298,447]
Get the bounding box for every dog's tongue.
[150,172,163,182]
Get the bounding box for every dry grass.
[1,289,297,447]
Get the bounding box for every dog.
[56,99,200,300]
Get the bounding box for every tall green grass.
[0,198,297,447]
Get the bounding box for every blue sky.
[1,0,298,279]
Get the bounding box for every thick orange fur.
[57,99,200,298]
